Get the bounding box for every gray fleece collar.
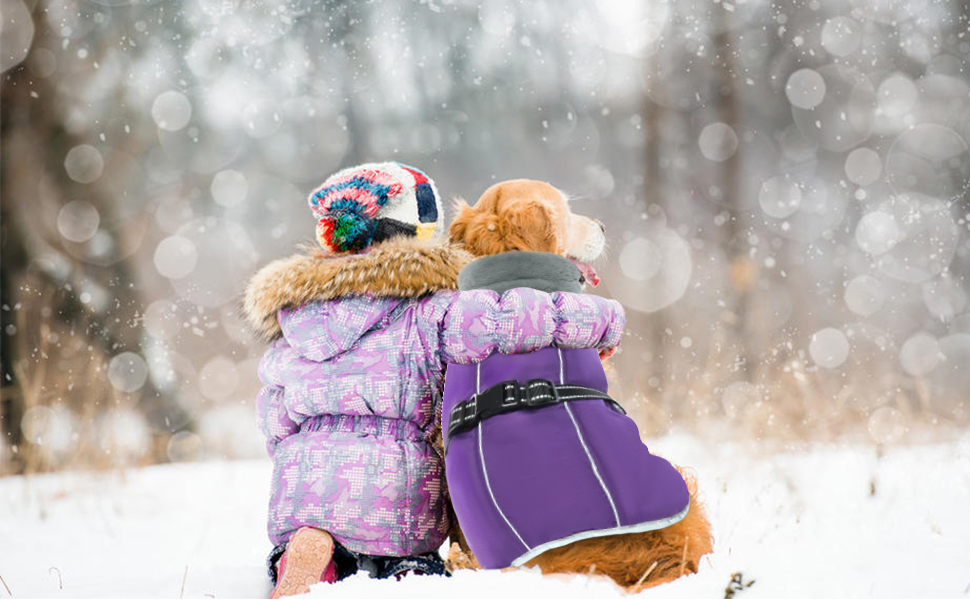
[458,251,582,294]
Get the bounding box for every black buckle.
[445,378,623,454]
[523,378,559,407]
[464,395,478,422]
[448,397,473,436]
[500,381,520,407]
[448,405,462,436]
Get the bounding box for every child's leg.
[369,551,448,580]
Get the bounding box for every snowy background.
[4,436,970,597]
[1,0,969,597]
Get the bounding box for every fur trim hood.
[244,236,473,341]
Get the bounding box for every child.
[244,163,625,597]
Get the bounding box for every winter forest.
[2,0,970,598]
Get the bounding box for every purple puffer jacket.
[250,248,626,557]
[443,254,691,569]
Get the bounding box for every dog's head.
[448,179,605,285]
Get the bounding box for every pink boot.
[270,527,338,598]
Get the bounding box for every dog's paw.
[445,542,482,571]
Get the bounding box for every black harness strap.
[446,378,626,442]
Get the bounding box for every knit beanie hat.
[308,162,443,254]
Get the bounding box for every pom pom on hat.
[316,201,378,254]
[308,162,442,253]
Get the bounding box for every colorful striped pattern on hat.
[307,162,443,253]
[309,168,404,253]
[309,169,404,219]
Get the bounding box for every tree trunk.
[1,5,191,472]
[712,8,754,379]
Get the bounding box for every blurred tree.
[2,0,968,469]
[638,59,669,401]
[1,3,191,472]
[712,5,754,379]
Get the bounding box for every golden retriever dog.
[445,179,713,591]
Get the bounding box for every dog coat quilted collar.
[443,257,691,569]
[457,251,583,294]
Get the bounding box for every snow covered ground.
[3,434,970,599]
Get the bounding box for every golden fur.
[522,469,712,591]
[449,179,604,261]
[445,180,713,591]
[243,236,472,342]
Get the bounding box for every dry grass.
[1,277,158,476]
[4,273,964,476]
[616,327,968,448]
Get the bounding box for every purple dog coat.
[443,252,690,569]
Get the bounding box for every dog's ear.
[447,198,473,245]
[448,199,506,256]
[498,199,562,254]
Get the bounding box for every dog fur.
[446,179,713,590]
[449,179,605,263]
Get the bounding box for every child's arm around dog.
[413,287,626,367]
